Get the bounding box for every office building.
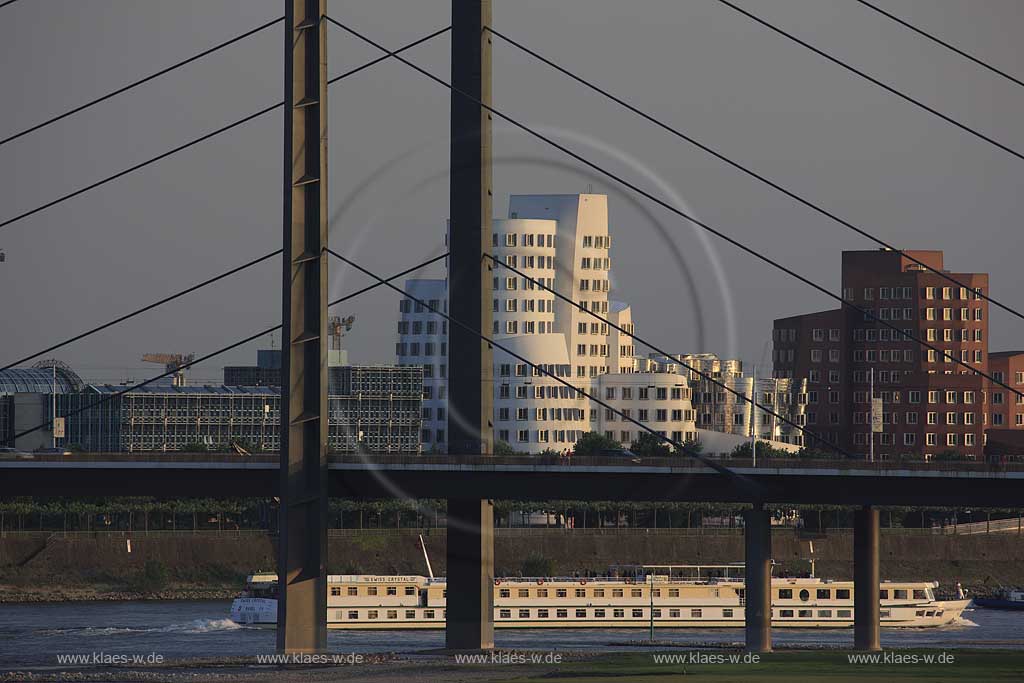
[773,249,989,459]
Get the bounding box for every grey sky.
[1,0,1022,385]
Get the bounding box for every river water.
[1,601,1022,669]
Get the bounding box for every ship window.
[780,609,794,618]
[499,609,511,619]
[723,608,733,618]
[879,590,888,600]
[386,587,397,596]
[538,609,549,618]
[669,589,679,598]
[405,586,416,596]
[347,610,358,620]
[799,589,810,602]
[330,587,341,596]
[631,589,643,598]
[519,609,530,618]
[499,589,510,598]
[347,587,358,596]
[595,609,606,618]
[575,589,586,598]
[593,589,604,598]
[914,590,928,600]
[669,609,681,618]
[837,609,851,618]
[778,589,793,599]
[576,609,587,618]
[916,610,925,617]
[652,609,661,618]
[632,609,644,618]
[652,589,661,598]
[405,610,415,619]
[518,589,530,598]
[798,609,812,618]
[936,611,944,617]
[880,609,890,618]
[818,610,832,618]
[691,609,702,618]
[613,609,624,618]
[836,589,851,600]
[556,589,567,598]
[557,609,568,618]
[613,589,624,598]
[817,589,830,599]
[894,589,908,600]
[537,588,549,598]
[367,587,378,596]
[386,610,397,619]
[368,610,378,619]
[424,610,435,619]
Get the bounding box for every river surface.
[1,600,1023,669]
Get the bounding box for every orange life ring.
[494,579,501,586]
[625,577,635,584]
[580,579,587,585]
[536,578,545,585]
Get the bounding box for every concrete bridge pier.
[445,498,495,650]
[744,503,772,652]
[854,505,881,651]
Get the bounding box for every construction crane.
[141,353,195,387]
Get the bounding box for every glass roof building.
[0,367,83,395]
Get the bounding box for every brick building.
[989,351,1024,430]
[773,249,990,459]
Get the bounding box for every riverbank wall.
[2,528,1021,600]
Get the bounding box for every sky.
[1,0,1022,385]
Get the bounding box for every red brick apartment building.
[773,249,997,460]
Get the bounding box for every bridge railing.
[17,452,1024,473]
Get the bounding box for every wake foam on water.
[38,619,247,637]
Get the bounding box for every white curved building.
[397,193,697,454]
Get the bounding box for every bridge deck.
[3,454,1022,506]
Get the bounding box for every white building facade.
[397,194,697,453]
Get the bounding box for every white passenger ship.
[230,563,970,629]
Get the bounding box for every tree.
[573,431,620,457]
[180,441,209,453]
[732,441,791,459]
[933,449,965,462]
[521,553,554,578]
[796,447,834,460]
[493,440,516,456]
[630,432,671,458]
[681,439,703,454]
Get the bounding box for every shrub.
[132,560,170,593]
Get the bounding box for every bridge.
[4,0,1024,659]
[3,454,1024,507]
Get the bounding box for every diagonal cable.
[712,0,1024,163]
[1,249,282,373]
[7,253,448,446]
[484,25,1024,326]
[323,14,1024,405]
[0,25,451,233]
[488,254,850,457]
[854,0,1024,90]
[0,17,285,147]
[328,248,744,478]
[0,0,23,9]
